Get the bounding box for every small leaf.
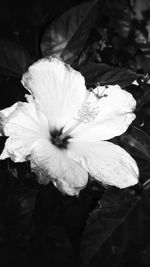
[41,0,98,64]
[81,188,136,266]
[79,62,139,88]
[0,40,32,77]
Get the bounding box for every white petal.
[93,85,136,118]
[30,161,80,195]
[53,180,81,196]
[70,113,135,142]
[32,168,80,196]
[22,57,86,130]
[30,139,88,194]
[0,101,49,161]
[0,136,36,162]
[67,85,136,141]
[67,141,139,188]
[0,103,18,135]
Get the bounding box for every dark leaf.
[79,62,139,88]
[81,188,136,266]
[119,126,150,184]
[31,225,76,267]
[120,126,150,162]
[0,40,32,77]
[8,185,37,223]
[133,0,150,21]
[41,0,98,64]
[99,0,132,37]
[136,83,150,111]
[6,183,38,247]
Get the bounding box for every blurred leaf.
[79,62,139,88]
[97,0,132,37]
[119,126,150,184]
[135,84,150,112]
[6,183,38,247]
[120,126,150,162]
[0,40,32,77]
[8,185,37,223]
[41,0,98,64]
[133,0,150,21]
[31,225,76,267]
[81,188,136,267]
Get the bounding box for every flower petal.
[67,141,139,188]
[30,139,88,194]
[22,57,86,130]
[0,103,18,135]
[70,113,135,142]
[53,180,81,196]
[0,136,35,162]
[30,163,80,196]
[0,101,49,161]
[92,85,136,120]
[67,85,136,141]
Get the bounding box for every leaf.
[136,83,150,112]
[81,188,136,267]
[119,126,150,184]
[99,0,132,38]
[79,62,139,88]
[0,40,32,77]
[41,0,98,64]
[120,126,150,162]
[133,0,150,21]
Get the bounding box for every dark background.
[1,1,150,267]
[0,0,82,30]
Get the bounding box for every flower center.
[50,128,71,149]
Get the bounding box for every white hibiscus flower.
[0,57,139,195]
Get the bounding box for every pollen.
[75,102,100,124]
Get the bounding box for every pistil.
[59,87,108,141]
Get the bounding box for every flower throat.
[50,128,71,149]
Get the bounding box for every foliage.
[1,0,150,266]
